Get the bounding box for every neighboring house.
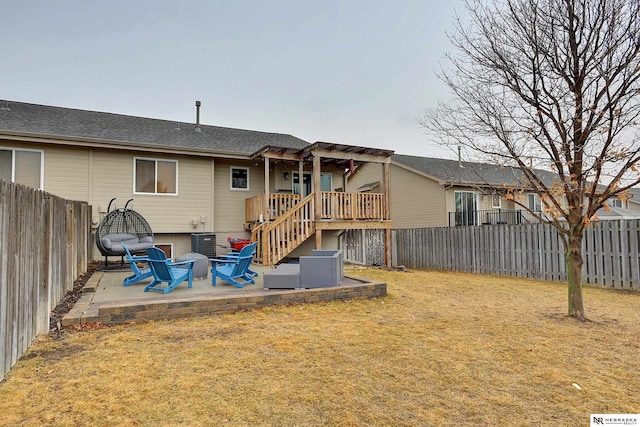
[348,153,560,228]
[603,188,640,219]
[0,100,393,265]
[625,188,640,212]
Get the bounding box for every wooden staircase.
[251,193,315,266]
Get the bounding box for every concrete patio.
[62,263,387,326]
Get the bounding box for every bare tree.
[421,0,640,320]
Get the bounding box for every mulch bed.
[48,262,99,335]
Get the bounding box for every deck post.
[313,154,321,222]
[383,160,392,267]
[313,153,323,250]
[264,157,270,222]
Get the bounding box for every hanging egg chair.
[95,198,154,267]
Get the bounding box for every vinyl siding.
[348,162,446,228]
[3,140,354,261]
[388,164,445,228]
[214,160,264,234]
[42,146,91,200]
[89,149,214,233]
[12,144,218,259]
[0,141,93,200]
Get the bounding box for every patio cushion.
[101,234,153,254]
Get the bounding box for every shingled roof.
[0,100,309,155]
[392,153,559,188]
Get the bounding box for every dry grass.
[1,267,639,426]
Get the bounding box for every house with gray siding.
[348,153,560,228]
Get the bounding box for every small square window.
[609,198,623,208]
[230,167,249,190]
[155,243,173,259]
[492,194,501,209]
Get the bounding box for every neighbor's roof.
[627,188,640,204]
[595,205,640,220]
[392,153,559,188]
[0,100,309,156]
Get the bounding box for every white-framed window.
[155,243,173,259]
[230,166,249,191]
[608,198,623,208]
[134,157,178,195]
[491,194,501,209]
[527,193,542,212]
[0,147,44,189]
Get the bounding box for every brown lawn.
[1,267,638,426]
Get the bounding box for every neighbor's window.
[608,198,623,208]
[230,167,249,190]
[527,193,542,212]
[492,194,501,209]
[454,191,478,226]
[0,147,43,189]
[134,158,177,194]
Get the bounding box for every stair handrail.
[255,193,315,266]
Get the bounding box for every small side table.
[176,252,209,279]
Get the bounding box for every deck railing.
[246,192,386,223]
[448,209,542,226]
[251,193,315,266]
[246,193,301,223]
[246,191,386,265]
[320,191,385,220]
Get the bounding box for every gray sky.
[1,0,464,159]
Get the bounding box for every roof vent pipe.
[195,100,202,133]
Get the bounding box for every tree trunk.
[565,234,586,320]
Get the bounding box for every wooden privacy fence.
[340,229,386,266]
[0,181,91,381]
[341,221,640,290]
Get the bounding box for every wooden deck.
[246,192,391,266]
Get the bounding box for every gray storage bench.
[263,263,301,289]
[264,250,344,289]
[300,250,343,288]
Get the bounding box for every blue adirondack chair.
[209,242,257,288]
[122,244,154,286]
[216,244,259,277]
[144,247,195,294]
